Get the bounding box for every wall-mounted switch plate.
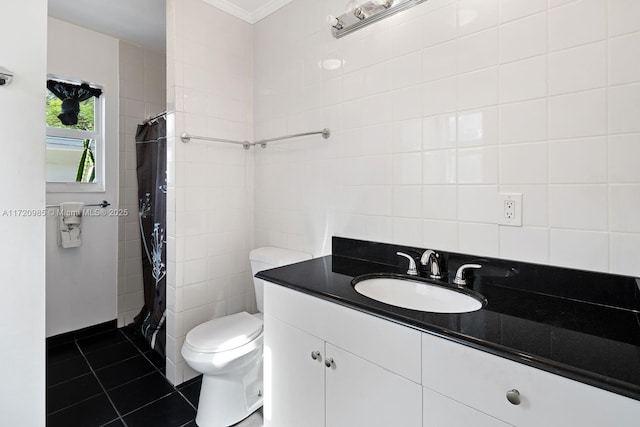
[498,193,522,226]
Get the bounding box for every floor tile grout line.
[82,329,150,373]
[46,387,107,417]
[46,343,98,389]
[46,369,95,390]
[120,332,199,418]
[77,329,131,354]
[116,389,185,419]
[46,336,123,417]
[175,386,198,412]
[89,352,145,374]
[48,327,195,426]
[117,328,198,423]
[121,326,195,408]
[120,327,167,378]
[75,335,127,427]
[103,370,159,393]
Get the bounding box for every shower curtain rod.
[180,128,331,149]
[144,110,173,124]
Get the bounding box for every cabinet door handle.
[324,357,335,368]
[311,351,321,361]
[506,389,521,405]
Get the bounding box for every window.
[46,76,104,191]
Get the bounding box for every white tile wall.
[500,142,547,184]
[548,41,606,95]
[499,12,547,63]
[609,0,640,37]
[549,89,606,139]
[499,55,546,103]
[252,0,640,277]
[166,0,254,386]
[117,41,166,327]
[499,0,546,24]
[548,0,606,52]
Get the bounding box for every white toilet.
[181,247,312,427]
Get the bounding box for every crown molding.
[204,0,293,24]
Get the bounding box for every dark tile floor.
[47,326,201,427]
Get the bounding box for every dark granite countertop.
[256,238,640,402]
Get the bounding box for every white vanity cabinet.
[421,332,640,426]
[263,281,640,427]
[264,283,422,427]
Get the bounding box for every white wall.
[253,0,640,277]
[0,2,47,425]
[166,0,254,384]
[118,41,166,327]
[46,18,120,336]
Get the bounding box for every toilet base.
[195,359,263,427]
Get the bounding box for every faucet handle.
[453,264,482,286]
[397,252,418,276]
[420,249,443,279]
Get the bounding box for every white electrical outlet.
[498,193,522,226]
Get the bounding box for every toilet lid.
[185,312,263,353]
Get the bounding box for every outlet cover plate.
[498,193,522,226]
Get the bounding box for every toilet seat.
[184,311,263,354]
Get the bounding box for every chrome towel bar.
[46,200,111,208]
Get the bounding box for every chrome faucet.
[420,249,443,279]
[397,252,418,276]
[453,264,482,286]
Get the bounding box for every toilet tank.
[249,247,312,313]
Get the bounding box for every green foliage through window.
[76,139,96,183]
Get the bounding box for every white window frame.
[46,75,105,193]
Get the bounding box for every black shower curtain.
[132,118,167,358]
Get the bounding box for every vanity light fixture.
[327,0,427,38]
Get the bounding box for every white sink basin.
[353,276,484,313]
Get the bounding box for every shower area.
[118,40,167,357]
[132,116,167,356]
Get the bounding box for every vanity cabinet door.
[325,343,422,427]
[264,314,324,427]
[422,332,640,426]
[423,387,512,427]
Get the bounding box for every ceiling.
[48,0,292,52]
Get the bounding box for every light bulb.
[326,15,342,28]
[344,0,360,13]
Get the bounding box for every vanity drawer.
[421,332,640,426]
[264,282,421,383]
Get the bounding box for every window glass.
[45,136,96,183]
[45,77,103,188]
